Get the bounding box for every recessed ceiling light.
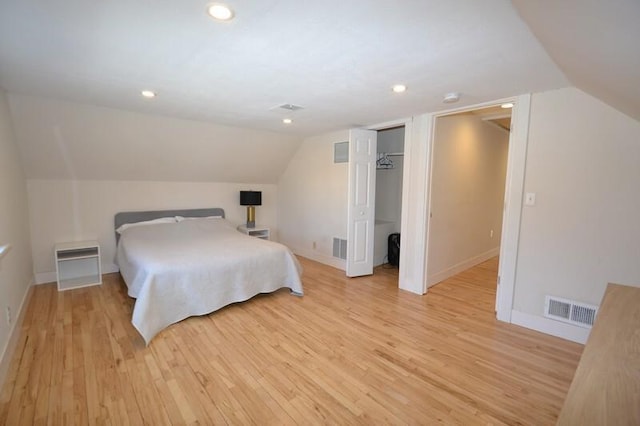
[141,90,156,98]
[501,102,514,109]
[282,118,292,124]
[207,3,234,21]
[392,84,407,93]
[443,92,460,103]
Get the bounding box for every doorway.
[373,126,405,276]
[362,95,529,323]
[346,121,411,279]
[426,106,511,297]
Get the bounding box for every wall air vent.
[332,238,347,260]
[334,141,348,163]
[544,295,598,328]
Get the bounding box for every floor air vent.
[544,295,598,328]
[333,238,347,260]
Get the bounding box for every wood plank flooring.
[0,257,583,425]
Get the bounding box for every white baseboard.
[0,277,34,390]
[103,263,119,274]
[34,271,57,285]
[510,310,590,344]
[35,263,119,285]
[427,247,500,287]
[291,247,346,271]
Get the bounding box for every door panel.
[346,128,377,277]
[353,220,368,262]
[354,163,370,206]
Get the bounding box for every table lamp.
[240,191,262,228]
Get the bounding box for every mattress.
[116,217,303,344]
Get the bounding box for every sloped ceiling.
[9,93,301,183]
[0,0,568,137]
[512,0,640,122]
[4,1,637,184]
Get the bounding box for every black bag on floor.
[388,233,400,267]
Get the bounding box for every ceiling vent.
[276,104,304,111]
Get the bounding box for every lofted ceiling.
[1,1,637,138]
[512,0,640,122]
[8,93,302,182]
[0,0,569,136]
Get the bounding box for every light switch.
[525,192,536,206]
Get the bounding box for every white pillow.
[116,217,176,234]
[175,215,223,222]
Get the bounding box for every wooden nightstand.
[237,225,270,240]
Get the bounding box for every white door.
[346,129,377,277]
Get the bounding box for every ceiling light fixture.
[207,3,234,21]
[282,118,292,124]
[392,84,407,93]
[443,92,460,103]
[141,90,156,98]
[501,102,514,109]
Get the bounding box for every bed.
[114,208,303,344]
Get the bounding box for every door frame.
[369,94,531,323]
[365,118,413,284]
[424,94,531,321]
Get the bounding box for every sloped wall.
[8,94,301,183]
[7,94,301,282]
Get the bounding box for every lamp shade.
[240,191,262,206]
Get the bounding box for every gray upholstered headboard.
[114,207,225,243]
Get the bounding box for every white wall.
[277,130,349,269]
[375,127,405,227]
[0,89,33,385]
[27,180,277,283]
[375,158,404,226]
[513,87,640,320]
[377,127,405,153]
[427,113,509,285]
[8,93,301,183]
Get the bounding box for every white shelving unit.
[55,240,102,291]
[237,225,270,240]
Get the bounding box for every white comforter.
[116,218,303,344]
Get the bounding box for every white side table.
[55,240,102,291]
[237,225,270,240]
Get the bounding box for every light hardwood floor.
[0,257,582,425]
